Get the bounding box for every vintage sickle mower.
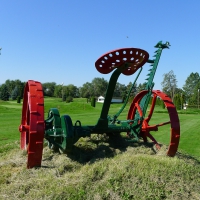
[19,41,180,168]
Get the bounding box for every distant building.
[111,97,123,103]
[97,96,123,103]
[183,103,188,110]
[97,96,105,103]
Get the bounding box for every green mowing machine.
[19,41,180,168]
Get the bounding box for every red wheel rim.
[19,80,45,168]
[95,48,149,75]
[127,90,180,156]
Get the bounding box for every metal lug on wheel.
[19,80,45,168]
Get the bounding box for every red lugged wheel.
[19,80,45,168]
[127,90,180,156]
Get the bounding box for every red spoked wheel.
[127,90,180,156]
[95,48,149,75]
[19,80,45,168]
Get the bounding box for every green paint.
[43,42,170,152]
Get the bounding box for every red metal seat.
[95,48,149,75]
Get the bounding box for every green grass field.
[0,98,200,199]
[0,97,199,158]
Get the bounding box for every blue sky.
[0,1,200,90]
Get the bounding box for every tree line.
[0,71,200,109]
[161,71,200,109]
[0,78,147,103]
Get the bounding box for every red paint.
[95,48,149,75]
[127,90,180,156]
[19,80,45,168]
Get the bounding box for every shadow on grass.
[39,134,200,169]
[61,133,156,165]
[175,151,200,165]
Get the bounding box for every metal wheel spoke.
[127,90,180,156]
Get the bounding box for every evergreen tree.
[11,86,19,100]
[0,84,10,101]
[174,94,181,110]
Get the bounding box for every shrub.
[66,96,73,103]
[91,97,96,107]
[62,94,66,102]
[17,96,21,103]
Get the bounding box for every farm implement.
[19,41,180,168]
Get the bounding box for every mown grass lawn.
[0,98,200,199]
[0,98,200,157]
[0,97,200,158]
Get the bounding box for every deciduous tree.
[91,78,108,97]
[79,82,92,98]
[182,72,200,105]
[42,82,56,97]
[161,70,177,102]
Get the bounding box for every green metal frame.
[44,41,170,152]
